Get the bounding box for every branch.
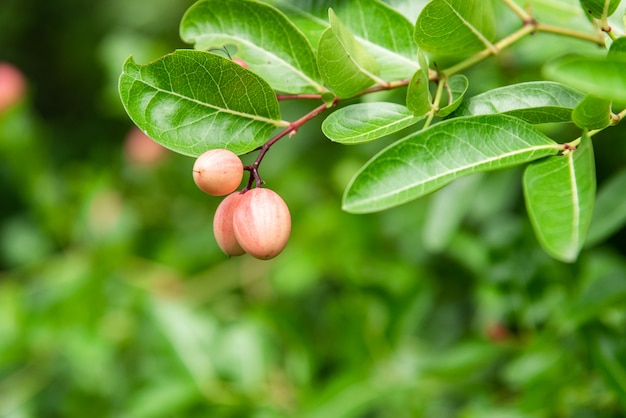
[243,99,338,190]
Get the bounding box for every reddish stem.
[243,99,339,190]
[277,93,324,101]
[244,77,418,190]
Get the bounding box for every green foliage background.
[2,0,626,416]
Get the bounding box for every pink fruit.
[213,192,246,257]
[193,149,243,196]
[232,58,249,69]
[0,62,26,113]
[124,127,168,166]
[233,188,291,260]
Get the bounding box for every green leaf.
[567,262,626,324]
[180,0,324,94]
[523,134,596,262]
[119,50,283,157]
[543,55,626,102]
[343,115,561,213]
[322,102,425,144]
[406,52,432,115]
[453,81,584,123]
[437,74,469,117]
[334,0,420,80]
[608,37,626,61]
[572,95,612,129]
[266,0,420,80]
[580,0,622,18]
[414,0,496,56]
[262,0,329,48]
[317,9,382,98]
[586,169,626,246]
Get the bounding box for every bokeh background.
[2,0,626,416]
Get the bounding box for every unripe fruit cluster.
[193,149,291,259]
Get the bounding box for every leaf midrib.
[349,142,560,209]
[128,74,286,127]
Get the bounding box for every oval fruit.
[233,188,291,260]
[213,192,246,257]
[193,149,243,196]
[0,62,26,113]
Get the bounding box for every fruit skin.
[193,149,243,196]
[232,58,249,69]
[213,192,246,257]
[233,188,291,260]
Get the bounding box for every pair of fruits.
[193,149,291,259]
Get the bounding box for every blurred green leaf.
[414,0,496,56]
[437,74,468,117]
[543,55,626,102]
[151,300,218,384]
[567,262,626,325]
[124,377,198,418]
[454,81,584,123]
[523,134,596,262]
[579,0,622,18]
[343,115,560,213]
[119,50,283,156]
[423,174,483,253]
[590,331,626,407]
[317,9,381,98]
[586,169,626,246]
[180,0,324,94]
[572,95,612,129]
[608,37,626,60]
[322,102,424,144]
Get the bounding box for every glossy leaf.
[119,50,283,157]
[262,0,328,48]
[543,55,626,102]
[406,53,432,115]
[523,134,596,262]
[572,95,612,129]
[180,0,324,94]
[334,0,419,80]
[266,0,420,80]
[414,0,496,56]
[454,81,584,123]
[586,169,626,246]
[343,115,561,213]
[322,102,425,144]
[317,9,381,98]
[580,0,622,18]
[438,74,469,117]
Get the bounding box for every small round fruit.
[213,192,246,257]
[0,62,26,113]
[233,188,291,260]
[193,149,243,196]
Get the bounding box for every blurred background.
[2,0,626,416]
